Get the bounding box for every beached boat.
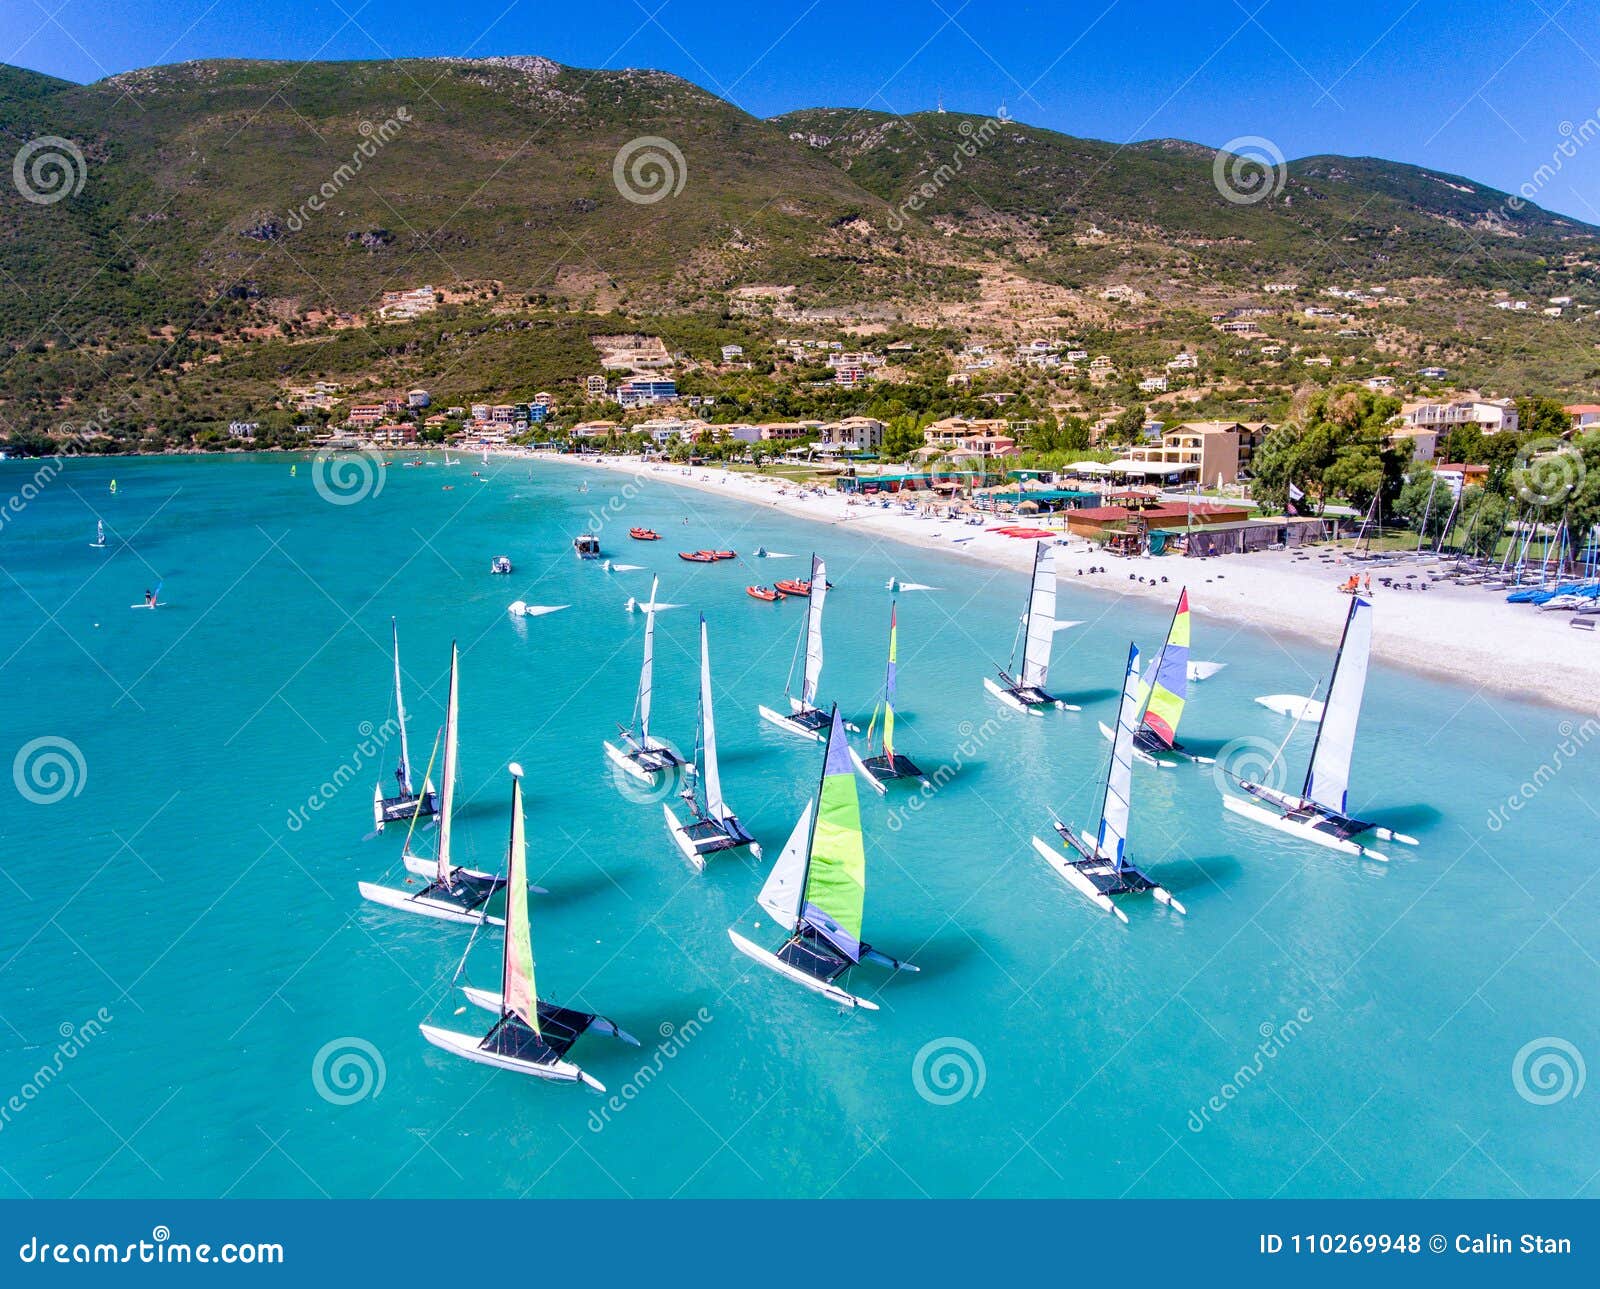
[603,577,685,786]
[856,603,928,792]
[372,618,438,831]
[360,643,506,924]
[1032,643,1186,922]
[729,706,918,1009]
[420,764,638,1089]
[1096,588,1212,768]
[629,527,661,541]
[1220,596,1418,860]
[664,616,761,869]
[982,543,1079,712]
[573,533,601,559]
[758,554,856,739]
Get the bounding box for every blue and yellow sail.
[1140,589,1190,747]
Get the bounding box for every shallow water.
[0,453,1592,1198]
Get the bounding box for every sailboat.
[1220,596,1417,860]
[360,644,508,924]
[1097,588,1212,768]
[420,764,638,1088]
[1031,644,1186,922]
[665,616,761,868]
[759,553,855,739]
[855,603,928,792]
[983,543,1078,712]
[729,706,918,1009]
[90,520,107,549]
[603,577,685,784]
[372,618,439,831]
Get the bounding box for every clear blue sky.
[6,0,1600,223]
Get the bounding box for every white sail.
[801,554,827,705]
[1095,644,1141,870]
[757,800,813,929]
[392,618,413,794]
[1020,545,1056,688]
[637,576,659,743]
[1304,597,1372,815]
[437,643,459,884]
[699,617,727,822]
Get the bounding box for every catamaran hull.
[356,881,506,926]
[758,704,826,741]
[400,854,510,885]
[1255,694,1325,723]
[662,804,761,871]
[982,675,1077,713]
[1220,792,1389,862]
[458,987,640,1046]
[727,930,880,1010]
[418,1024,602,1090]
[601,739,679,783]
[371,779,438,832]
[1029,837,1129,923]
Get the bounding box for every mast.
[435,643,459,885]
[1019,543,1056,688]
[698,616,727,823]
[392,618,413,795]
[1302,596,1373,814]
[882,603,899,761]
[1095,644,1141,873]
[500,766,539,1034]
[800,554,827,706]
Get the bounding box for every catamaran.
[1098,588,1212,768]
[665,616,761,868]
[854,603,928,792]
[420,764,638,1088]
[603,577,685,785]
[1032,644,1186,922]
[372,618,439,831]
[729,706,918,1009]
[360,643,508,924]
[1220,596,1417,860]
[759,553,855,739]
[983,543,1078,712]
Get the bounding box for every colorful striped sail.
[1140,589,1190,747]
[800,708,866,963]
[500,770,539,1034]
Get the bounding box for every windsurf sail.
[1303,596,1372,815]
[109,479,117,494]
[698,615,727,823]
[435,643,459,885]
[1139,589,1190,747]
[1019,544,1056,687]
[800,554,827,705]
[799,708,866,963]
[391,618,413,796]
[501,769,538,1034]
[1096,645,1141,872]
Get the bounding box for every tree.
[1101,404,1146,445]
[1514,396,1573,442]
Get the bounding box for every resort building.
[569,420,621,441]
[817,417,886,456]
[615,379,678,408]
[346,404,386,428]
[921,418,1017,458]
[1388,426,1439,462]
[407,388,430,409]
[757,421,822,442]
[1564,404,1600,429]
[1119,421,1270,485]
[585,374,608,398]
[1400,397,1518,434]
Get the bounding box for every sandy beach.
[529,451,1599,714]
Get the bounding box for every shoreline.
[530,451,1597,715]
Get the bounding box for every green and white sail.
[799,708,866,962]
[435,642,459,884]
[500,769,539,1035]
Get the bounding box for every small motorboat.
[710,550,736,561]
[490,555,513,575]
[775,578,834,597]
[747,586,785,602]
[679,550,717,563]
[573,534,601,559]
[630,527,661,541]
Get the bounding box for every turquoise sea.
[0,452,1594,1199]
